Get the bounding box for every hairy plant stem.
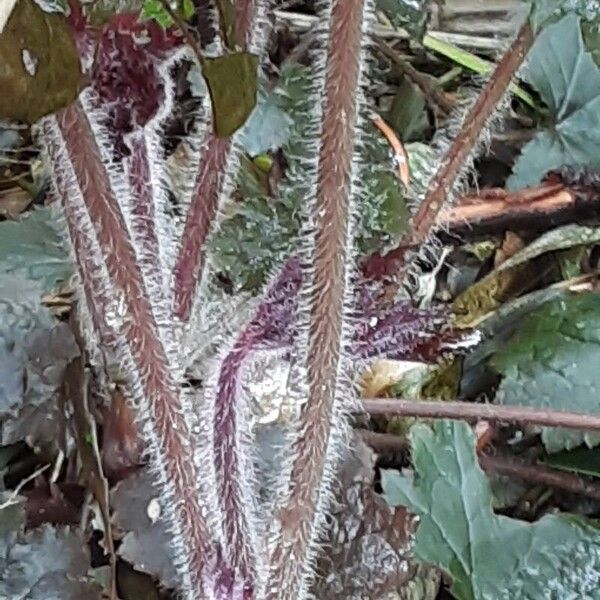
[43,100,213,598]
[171,0,262,321]
[363,399,600,431]
[408,20,534,245]
[265,0,367,596]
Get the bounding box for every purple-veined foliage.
[207,255,458,595]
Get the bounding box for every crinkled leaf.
[0,206,72,292]
[111,469,177,588]
[0,275,79,446]
[492,293,600,451]
[239,84,294,156]
[0,0,81,123]
[0,498,100,599]
[202,52,259,137]
[508,15,600,189]
[313,436,439,599]
[211,63,409,289]
[382,420,600,600]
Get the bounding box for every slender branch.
[478,453,600,502]
[439,182,600,238]
[408,20,534,245]
[361,430,600,502]
[358,430,409,453]
[362,399,600,431]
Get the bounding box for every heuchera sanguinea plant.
[39,1,457,597]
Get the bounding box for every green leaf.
[528,0,600,31]
[239,81,294,156]
[0,206,72,292]
[508,15,600,189]
[376,0,428,38]
[181,0,194,20]
[202,52,259,137]
[382,420,600,600]
[386,78,427,142]
[492,293,600,451]
[543,446,600,478]
[0,0,81,123]
[141,0,173,27]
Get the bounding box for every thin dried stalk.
[363,398,600,431]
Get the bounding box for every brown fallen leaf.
[0,0,81,123]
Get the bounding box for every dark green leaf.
[382,420,600,600]
[508,15,600,189]
[543,446,600,478]
[0,0,81,123]
[0,275,79,446]
[492,293,600,451]
[386,78,427,143]
[111,469,177,588]
[376,0,428,38]
[202,52,259,137]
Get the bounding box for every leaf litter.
[3,1,600,598]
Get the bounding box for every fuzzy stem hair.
[172,0,268,322]
[409,21,534,245]
[41,97,217,599]
[264,0,370,596]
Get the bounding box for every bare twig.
[362,399,600,431]
[358,430,409,453]
[408,20,534,245]
[478,453,600,502]
[0,464,50,510]
[439,182,600,238]
[374,38,454,115]
[360,430,600,502]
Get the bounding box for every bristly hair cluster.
[37,0,465,598]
